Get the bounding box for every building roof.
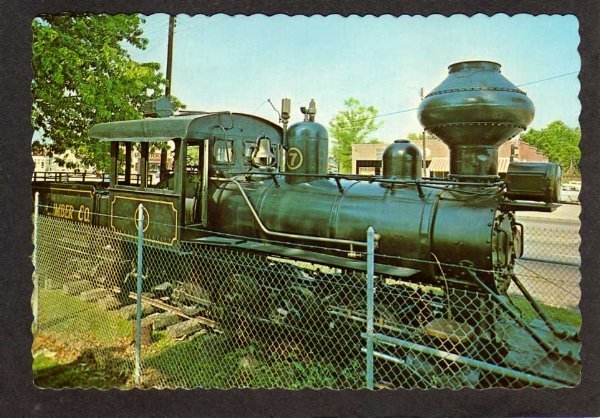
[428,157,448,173]
[498,157,511,173]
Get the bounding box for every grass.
[32,331,133,388]
[141,334,364,389]
[33,350,131,388]
[36,289,364,389]
[33,289,135,388]
[33,351,61,372]
[33,288,581,389]
[38,289,133,343]
[509,294,581,329]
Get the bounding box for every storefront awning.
[428,157,512,173]
[428,157,448,173]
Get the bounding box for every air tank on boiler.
[417,61,535,180]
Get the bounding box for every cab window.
[214,139,234,164]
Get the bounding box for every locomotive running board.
[500,201,559,212]
[190,236,420,279]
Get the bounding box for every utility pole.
[420,87,427,177]
[160,15,176,182]
[165,15,175,97]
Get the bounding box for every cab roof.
[90,112,282,143]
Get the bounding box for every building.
[33,146,174,185]
[32,154,51,172]
[32,149,85,173]
[131,148,174,183]
[351,136,548,177]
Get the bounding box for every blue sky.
[128,14,580,142]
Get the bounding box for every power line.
[334,70,579,129]
[376,107,419,119]
[252,100,268,114]
[331,106,419,129]
[516,71,578,87]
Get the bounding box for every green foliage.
[520,121,581,174]
[406,132,437,142]
[143,336,364,388]
[32,14,181,171]
[33,351,130,388]
[329,98,383,173]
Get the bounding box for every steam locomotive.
[32,60,562,303]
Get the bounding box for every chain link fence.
[33,212,138,387]
[32,204,581,389]
[511,222,581,308]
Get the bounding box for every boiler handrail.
[211,176,368,248]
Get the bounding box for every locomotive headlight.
[505,162,562,204]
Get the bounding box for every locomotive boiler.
[32,60,562,300]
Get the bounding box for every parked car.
[560,180,581,204]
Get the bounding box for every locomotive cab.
[89,111,284,244]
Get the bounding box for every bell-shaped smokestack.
[418,61,535,180]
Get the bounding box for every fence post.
[366,226,375,389]
[134,203,144,386]
[32,192,40,333]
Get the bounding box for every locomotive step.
[192,237,421,279]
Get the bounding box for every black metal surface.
[418,61,535,179]
[382,140,422,180]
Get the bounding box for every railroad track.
[126,291,221,333]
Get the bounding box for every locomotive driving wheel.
[491,212,519,294]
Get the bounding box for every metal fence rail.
[32,202,581,389]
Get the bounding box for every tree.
[32,14,180,171]
[406,132,437,143]
[520,121,581,174]
[329,98,383,173]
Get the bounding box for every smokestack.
[417,61,534,181]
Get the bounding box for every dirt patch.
[33,332,134,389]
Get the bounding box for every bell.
[252,136,276,167]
